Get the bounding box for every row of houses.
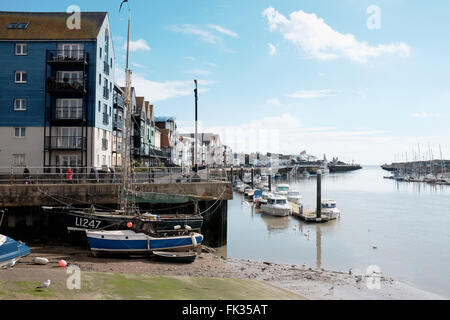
[0,11,232,171]
[232,151,319,167]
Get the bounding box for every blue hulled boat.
[85,230,203,255]
[0,234,30,267]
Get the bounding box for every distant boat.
[152,251,197,263]
[260,194,291,217]
[0,234,30,267]
[321,200,341,220]
[275,184,290,195]
[86,230,203,255]
[302,170,310,177]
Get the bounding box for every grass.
[0,272,304,300]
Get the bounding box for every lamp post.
[193,80,200,181]
[230,165,233,183]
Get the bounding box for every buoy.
[33,257,49,265]
[127,222,133,228]
[191,235,198,247]
[173,225,181,230]
[58,259,67,267]
[185,225,192,230]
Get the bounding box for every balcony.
[103,87,110,100]
[102,138,108,151]
[103,112,109,126]
[114,94,124,108]
[45,136,86,150]
[55,107,83,120]
[46,50,88,66]
[114,115,124,131]
[103,61,110,75]
[47,77,85,96]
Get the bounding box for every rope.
[199,187,227,216]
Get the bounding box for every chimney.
[150,104,154,122]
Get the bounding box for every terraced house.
[0,11,115,170]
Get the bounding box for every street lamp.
[192,80,200,182]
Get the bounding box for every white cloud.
[184,56,196,61]
[287,89,341,99]
[125,39,151,52]
[411,112,440,119]
[267,98,281,105]
[115,68,212,102]
[206,24,239,38]
[262,7,411,62]
[206,62,217,67]
[187,69,213,76]
[268,43,277,56]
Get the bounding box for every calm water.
[222,166,450,297]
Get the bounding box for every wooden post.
[251,167,254,188]
[230,166,233,183]
[269,174,272,192]
[316,169,322,218]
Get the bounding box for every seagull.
[1,259,16,269]
[36,280,51,289]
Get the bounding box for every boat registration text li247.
[74,217,102,229]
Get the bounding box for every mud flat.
[0,244,445,300]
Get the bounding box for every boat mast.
[120,6,132,211]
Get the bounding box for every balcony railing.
[103,87,110,100]
[103,112,109,125]
[114,94,124,107]
[46,50,88,64]
[102,138,108,151]
[45,136,86,150]
[47,77,85,95]
[114,116,124,130]
[55,107,83,120]
[103,61,110,75]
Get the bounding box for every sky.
[4,0,450,165]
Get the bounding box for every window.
[56,99,82,119]
[15,71,27,83]
[57,43,84,60]
[56,155,81,168]
[98,101,101,112]
[99,47,102,59]
[13,154,26,167]
[57,71,82,83]
[110,58,113,68]
[8,22,29,29]
[14,98,27,111]
[99,74,101,86]
[15,43,27,55]
[14,127,26,138]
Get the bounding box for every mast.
[120,7,132,211]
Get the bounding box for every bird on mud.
[1,259,16,269]
[36,280,51,289]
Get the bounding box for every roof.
[154,116,176,122]
[0,11,107,40]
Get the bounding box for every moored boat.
[260,194,291,217]
[275,184,290,195]
[287,190,303,205]
[152,251,197,263]
[85,229,203,255]
[0,234,30,267]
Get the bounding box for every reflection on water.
[223,166,450,297]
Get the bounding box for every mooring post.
[240,167,243,181]
[268,174,272,192]
[251,167,254,188]
[316,169,322,219]
[230,166,233,183]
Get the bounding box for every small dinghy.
[0,234,30,268]
[152,251,197,263]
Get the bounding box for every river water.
[221,166,450,297]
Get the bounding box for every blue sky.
[4,0,450,164]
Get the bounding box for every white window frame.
[57,43,84,60]
[56,99,82,119]
[56,155,81,168]
[14,98,27,111]
[15,43,27,56]
[14,127,26,138]
[13,154,26,167]
[15,71,27,83]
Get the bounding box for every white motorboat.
[287,190,303,205]
[275,184,290,195]
[321,200,341,219]
[302,170,310,177]
[260,194,291,217]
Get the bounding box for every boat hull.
[260,205,291,217]
[0,235,30,267]
[86,230,203,254]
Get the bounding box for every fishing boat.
[286,190,303,205]
[275,184,290,195]
[86,229,203,255]
[260,194,291,217]
[152,251,197,263]
[0,234,30,267]
[233,181,244,191]
[302,170,310,177]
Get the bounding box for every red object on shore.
[58,259,67,267]
[66,169,73,180]
[127,222,133,228]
